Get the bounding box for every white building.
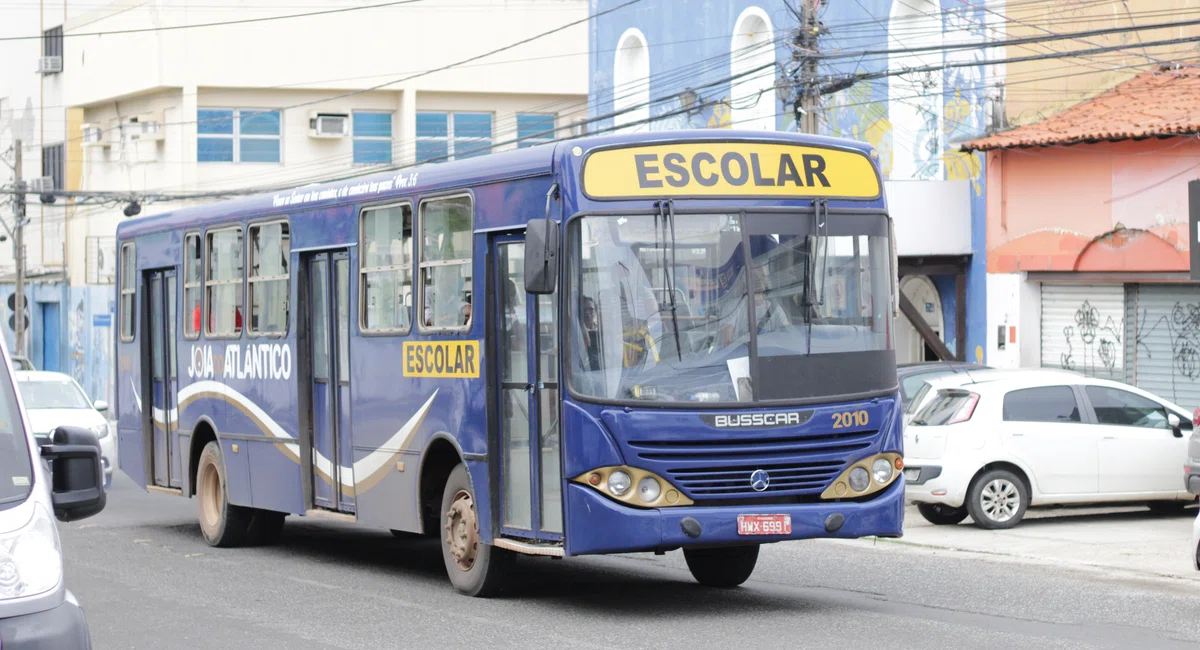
[0,0,588,402]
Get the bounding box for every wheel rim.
[199,459,222,532]
[444,490,479,572]
[980,479,1020,522]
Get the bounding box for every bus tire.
[196,441,254,547]
[683,545,759,588]
[247,510,286,546]
[439,463,512,597]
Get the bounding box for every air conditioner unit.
[36,56,62,74]
[125,113,164,142]
[309,112,349,138]
[81,123,109,147]
[28,176,54,192]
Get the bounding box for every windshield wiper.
[803,199,828,355]
[657,200,683,362]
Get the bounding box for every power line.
[0,0,428,41]
[819,32,1200,93]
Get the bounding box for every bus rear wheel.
[683,545,760,588]
[439,464,513,597]
[196,441,255,547]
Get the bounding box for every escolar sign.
[403,341,480,378]
[581,142,880,200]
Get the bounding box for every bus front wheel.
[439,463,513,597]
[683,545,760,588]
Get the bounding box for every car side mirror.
[40,425,106,522]
[93,400,109,412]
[1168,413,1184,438]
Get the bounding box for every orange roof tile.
[961,65,1200,151]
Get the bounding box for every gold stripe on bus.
[582,142,880,199]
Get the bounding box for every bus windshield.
[566,211,893,404]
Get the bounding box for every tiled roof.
[961,65,1200,151]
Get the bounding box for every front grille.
[627,430,877,499]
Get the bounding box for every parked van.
[0,343,106,649]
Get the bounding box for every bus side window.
[206,227,244,338]
[120,242,136,342]
[360,203,413,333]
[183,233,202,339]
[419,195,473,331]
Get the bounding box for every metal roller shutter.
[1040,283,1125,380]
[1129,284,1200,410]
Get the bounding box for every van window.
[0,365,32,511]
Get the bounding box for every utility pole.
[795,0,821,134]
[12,140,25,358]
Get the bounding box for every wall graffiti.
[1136,302,1200,381]
[1060,300,1121,375]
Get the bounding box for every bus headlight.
[607,470,632,496]
[821,453,903,500]
[573,467,692,508]
[872,457,893,484]
[637,477,661,503]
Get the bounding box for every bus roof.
[116,130,881,239]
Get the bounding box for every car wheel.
[917,503,968,525]
[967,469,1028,530]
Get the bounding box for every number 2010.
[831,410,869,428]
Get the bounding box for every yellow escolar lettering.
[583,142,879,199]
[403,341,481,378]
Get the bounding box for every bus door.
[495,236,562,541]
[305,250,356,512]
[145,268,179,489]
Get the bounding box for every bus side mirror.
[525,217,559,295]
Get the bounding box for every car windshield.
[912,390,973,426]
[566,212,893,404]
[905,381,935,415]
[18,377,92,410]
[0,367,33,509]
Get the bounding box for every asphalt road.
[62,475,1200,650]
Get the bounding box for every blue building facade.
[588,0,993,364]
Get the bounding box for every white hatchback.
[15,372,114,489]
[905,372,1196,528]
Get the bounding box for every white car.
[0,346,105,646]
[902,367,1083,426]
[15,371,114,488]
[1193,510,1200,571]
[905,372,1195,528]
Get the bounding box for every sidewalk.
[832,504,1200,583]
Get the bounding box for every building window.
[43,26,62,60]
[248,221,289,336]
[517,114,556,148]
[613,28,650,132]
[206,227,243,337]
[41,143,64,192]
[731,7,777,130]
[184,233,202,339]
[415,112,492,164]
[360,203,413,333]
[120,243,135,342]
[353,111,393,165]
[420,195,472,330]
[198,109,281,163]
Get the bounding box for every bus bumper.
[563,478,905,557]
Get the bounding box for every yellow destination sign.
[403,341,480,378]
[582,142,880,200]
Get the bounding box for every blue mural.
[588,0,991,361]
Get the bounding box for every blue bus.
[115,130,904,596]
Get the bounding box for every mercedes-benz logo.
[750,469,770,492]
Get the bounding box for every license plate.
[737,514,791,535]
[904,468,920,482]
